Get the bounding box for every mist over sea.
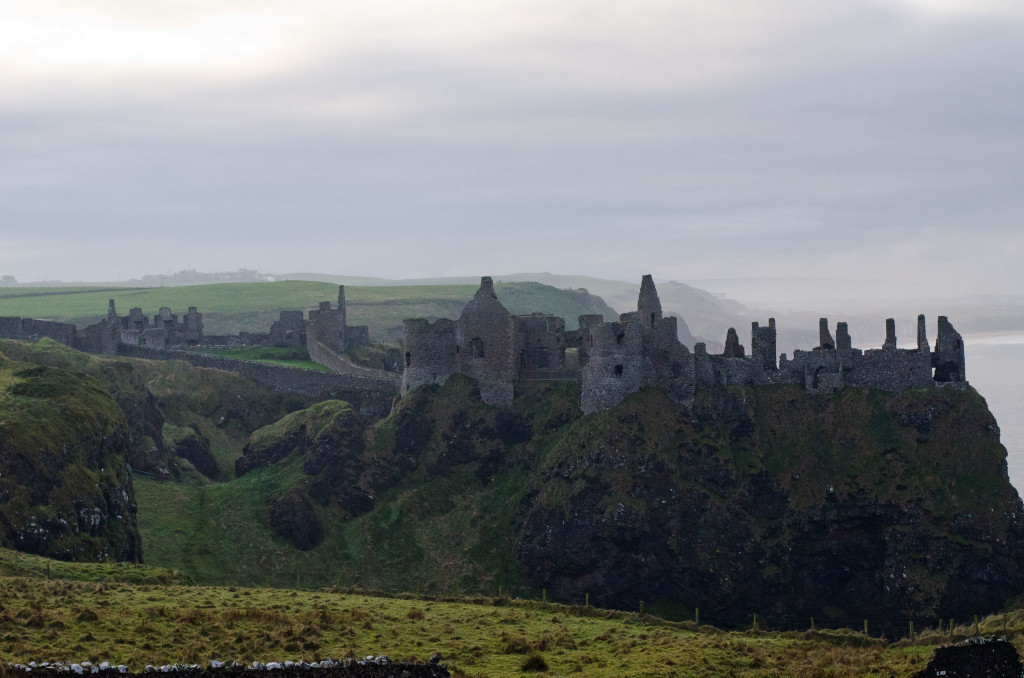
[966,335,1024,494]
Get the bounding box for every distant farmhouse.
[0,276,966,415]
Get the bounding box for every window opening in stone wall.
[471,337,485,358]
[405,352,411,367]
[650,313,657,327]
[616,333,624,345]
[614,364,623,376]
[536,348,549,369]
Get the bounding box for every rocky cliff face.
[230,373,1024,626]
[515,385,1024,628]
[0,359,141,562]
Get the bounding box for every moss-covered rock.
[0,361,141,562]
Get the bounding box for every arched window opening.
[405,351,412,367]
[614,364,624,376]
[471,337,485,358]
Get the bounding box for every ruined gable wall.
[455,277,515,407]
[934,315,966,383]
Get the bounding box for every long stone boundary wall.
[305,335,400,386]
[116,345,397,419]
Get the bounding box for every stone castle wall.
[0,317,78,347]
[402,274,970,414]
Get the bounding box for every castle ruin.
[402,275,967,413]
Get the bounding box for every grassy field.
[0,549,963,677]
[0,281,616,338]
[194,346,331,372]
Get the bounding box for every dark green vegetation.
[0,280,617,339]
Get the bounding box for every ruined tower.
[455,277,516,407]
[401,318,457,394]
[751,318,777,371]
[934,316,966,383]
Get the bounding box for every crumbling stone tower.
[751,319,777,372]
[581,275,694,414]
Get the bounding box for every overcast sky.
[1,0,1022,296]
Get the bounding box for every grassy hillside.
[0,281,617,339]
[0,553,960,677]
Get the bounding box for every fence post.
[752,613,758,632]
[909,621,914,640]
[950,618,954,636]
[864,620,868,636]
[810,617,815,631]
[542,588,546,603]
[585,593,589,607]
[695,608,699,626]
[974,615,979,636]
[639,600,645,615]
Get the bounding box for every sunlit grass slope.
[0,555,953,677]
[0,281,617,337]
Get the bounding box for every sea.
[965,334,1024,494]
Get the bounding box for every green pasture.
[0,281,615,338]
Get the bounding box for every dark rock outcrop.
[170,427,219,480]
[268,490,324,550]
[912,637,1023,678]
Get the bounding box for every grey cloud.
[1,1,1022,294]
